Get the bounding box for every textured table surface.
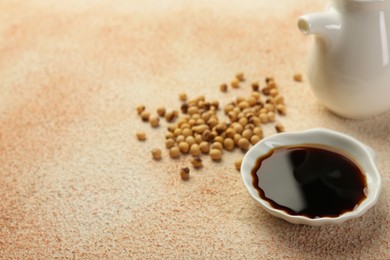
[0,0,389,258]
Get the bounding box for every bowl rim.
[240,127,382,226]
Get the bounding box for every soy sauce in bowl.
[251,144,367,219]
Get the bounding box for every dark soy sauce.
[251,144,368,218]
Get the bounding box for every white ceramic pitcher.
[298,0,390,118]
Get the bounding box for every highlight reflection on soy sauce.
[251,145,367,218]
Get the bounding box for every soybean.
[169,147,180,158]
[231,79,240,89]
[275,122,285,133]
[191,157,203,169]
[178,142,190,154]
[137,105,145,115]
[140,111,150,122]
[136,131,146,141]
[180,167,190,181]
[220,83,228,92]
[150,116,160,128]
[238,138,250,151]
[190,144,201,157]
[157,107,166,117]
[199,142,210,154]
[223,138,235,151]
[151,148,162,160]
[235,159,242,171]
[209,149,222,161]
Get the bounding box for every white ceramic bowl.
[241,128,382,226]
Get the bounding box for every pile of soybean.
[136,73,301,181]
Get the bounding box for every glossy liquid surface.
[251,145,367,218]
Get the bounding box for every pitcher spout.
[298,10,341,49]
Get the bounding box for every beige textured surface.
[0,0,389,258]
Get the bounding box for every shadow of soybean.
[259,191,389,258]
